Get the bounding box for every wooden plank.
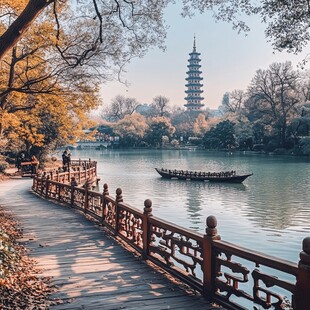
[0,179,225,310]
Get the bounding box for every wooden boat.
[155,168,253,183]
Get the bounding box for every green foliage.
[182,0,310,55]
[144,117,175,147]
[203,120,236,150]
[297,137,310,156]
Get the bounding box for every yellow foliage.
[113,113,149,138]
[193,113,208,136]
[150,116,176,136]
[0,2,100,153]
[0,0,29,16]
[0,111,20,131]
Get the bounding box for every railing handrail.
[213,239,298,275]
[32,159,310,310]
[118,201,144,217]
[149,215,204,243]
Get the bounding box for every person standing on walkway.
[31,155,39,175]
[62,148,71,172]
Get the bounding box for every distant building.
[184,36,205,111]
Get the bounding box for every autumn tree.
[0,0,169,63]
[0,6,99,156]
[193,113,209,137]
[145,116,175,147]
[113,113,148,147]
[171,110,210,142]
[103,95,139,121]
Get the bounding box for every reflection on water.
[157,179,247,230]
[69,149,310,262]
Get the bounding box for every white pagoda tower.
[184,36,205,110]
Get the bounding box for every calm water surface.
[68,149,310,262]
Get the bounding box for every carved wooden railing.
[32,161,310,310]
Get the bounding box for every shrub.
[0,161,8,173]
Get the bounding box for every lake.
[65,148,310,263]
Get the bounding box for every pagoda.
[184,36,205,110]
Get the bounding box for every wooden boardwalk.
[0,178,224,310]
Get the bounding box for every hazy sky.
[99,3,309,110]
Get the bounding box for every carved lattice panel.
[47,183,58,199]
[59,185,71,205]
[88,193,103,217]
[104,198,116,230]
[214,252,296,309]
[73,188,86,210]
[118,208,143,250]
[149,224,203,281]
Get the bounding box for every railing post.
[78,166,81,184]
[41,174,46,196]
[70,177,78,208]
[32,175,36,190]
[45,176,50,198]
[295,237,310,310]
[142,199,153,258]
[202,215,221,300]
[57,183,61,201]
[115,188,123,235]
[102,183,109,223]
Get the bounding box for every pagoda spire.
[184,36,205,111]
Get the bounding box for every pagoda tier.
[184,37,205,111]
[185,83,204,87]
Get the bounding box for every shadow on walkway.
[0,178,224,309]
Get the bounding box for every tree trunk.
[0,0,52,61]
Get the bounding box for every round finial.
[206,215,218,237]
[103,183,109,196]
[116,188,123,203]
[207,215,217,229]
[144,199,152,208]
[303,237,310,254]
[144,199,153,215]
